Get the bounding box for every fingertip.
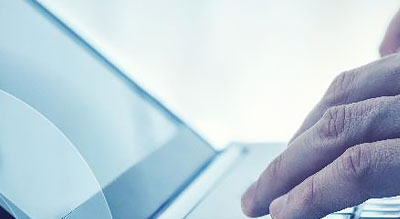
[241,182,260,217]
[242,181,271,217]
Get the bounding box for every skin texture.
[241,9,400,219]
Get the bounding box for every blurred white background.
[41,0,399,148]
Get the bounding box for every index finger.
[289,53,400,144]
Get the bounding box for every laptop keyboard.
[323,196,400,219]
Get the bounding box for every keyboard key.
[358,196,400,218]
[322,214,352,219]
[362,203,400,212]
[365,196,400,205]
[359,211,400,218]
[335,207,354,214]
[321,207,354,219]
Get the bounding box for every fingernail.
[269,195,287,219]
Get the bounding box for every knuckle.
[298,176,317,207]
[295,176,329,216]
[317,100,375,141]
[265,154,284,179]
[324,71,356,106]
[338,146,371,183]
[317,105,347,140]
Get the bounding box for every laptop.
[0,0,399,218]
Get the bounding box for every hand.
[241,10,400,219]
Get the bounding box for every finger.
[242,95,400,217]
[269,139,400,219]
[380,9,400,57]
[289,53,400,143]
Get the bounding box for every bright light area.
[41,0,399,148]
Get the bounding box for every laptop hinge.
[157,144,245,219]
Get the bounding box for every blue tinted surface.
[0,0,216,218]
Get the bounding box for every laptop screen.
[0,0,216,218]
